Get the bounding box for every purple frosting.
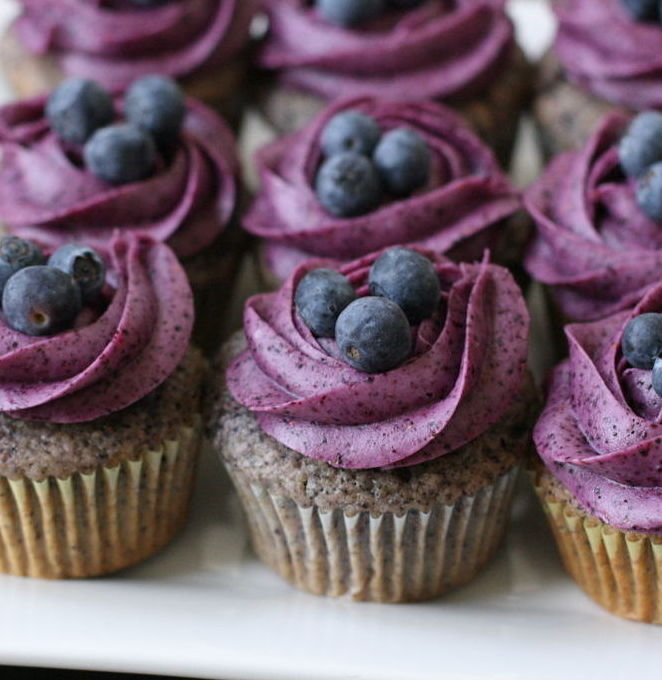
[13,0,258,89]
[553,0,662,110]
[535,285,662,534]
[0,93,238,259]
[525,112,662,322]
[0,235,193,424]
[258,0,514,101]
[228,248,529,470]
[244,97,520,282]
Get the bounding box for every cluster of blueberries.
[0,237,105,337]
[315,110,431,218]
[622,0,662,22]
[46,74,186,186]
[315,0,426,28]
[619,111,662,222]
[295,247,441,373]
[622,313,662,396]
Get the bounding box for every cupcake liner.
[0,418,202,579]
[227,465,519,602]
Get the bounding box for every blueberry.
[124,75,186,148]
[127,0,173,6]
[48,245,106,303]
[0,236,45,297]
[369,247,440,324]
[373,127,431,197]
[46,78,115,146]
[316,152,382,217]
[84,124,156,185]
[621,313,662,369]
[316,0,385,27]
[620,0,659,21]
[3,266,81,336]
[295,268,356,337]
[321,110,381,158]
[619,111,662,178]
[636,162,662,221]
[335,296,411,373]
[387,0,425,7]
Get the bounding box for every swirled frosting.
[525,112,662,322]
[228,248,528,470]
[258,0,514,101]
[0,235,193,424]
[13,0,257,89]
[0,93,237,259]
[244,97,520,282]
[535,286,662,534]
[553,0,662,110]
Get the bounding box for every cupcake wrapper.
[534,479,662,623]
[227,465,519,602]
[0,419,202,579]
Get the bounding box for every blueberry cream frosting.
[12,0,258,90]
[227,246,529,469]
[258,0,515,102]
[244,97,520,281]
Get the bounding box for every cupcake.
[533,287,662,623]
[0,76,241,353]
[0,0,259,124]
[254,0,532,166]
[534,0,662,157]
[209,246,535,602]
[245,96,524,288]
[0,233,205,579]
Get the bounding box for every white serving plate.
[0,2,661,679]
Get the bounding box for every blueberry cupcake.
[245,96,524,288]
[0,0,259,124]
[0,233,205,579]
[534,0,662,157]
[254,0,532,166]
[0,76,241,353]
[208,246,535,601]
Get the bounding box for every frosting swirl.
[553,0,662,110]
[228,248,528,469]
[0,94,237,259]
[13,0,257,89]
[0,235,193,424]
[525,112,662,321]
[244,97,520,281]
[535,286,662,534]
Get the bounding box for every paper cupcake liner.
[534,473,662,623]
[0,419,202,579]
[227,465,519,602]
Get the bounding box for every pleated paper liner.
[0,418,202,579]
[227,465,519,603]
[534,469,662,624]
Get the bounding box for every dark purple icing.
[13,0,258,89]
[0,235,193,423]
[244,96,520,283]
[227,247,529,470]
[258,0,514,101]
[525,112,662,321]
[0,93,237,258]
[553,0,662,110]
[535,284,662,534]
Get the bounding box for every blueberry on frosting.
[316,0,385,27]
[387,0,424,7]
[621,312,662,369]
[618,111,662,178]
[373,127,431,197]
[0,236,45,297]
[128,0,174,6]
[636,162,662,221]
[621,0,660,22]
[48,245,106,304]
[295,268,356,337]
[321,110,381,158]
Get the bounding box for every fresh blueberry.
[618,111,662,178]
[127,0,173,6]
[636,162,662,221]
[316,0,385,27]
[387,0,425,7]
[46,78,115,145]
[621,313,662,369]
[335,296,411,373]
[0,236,45,297]
[621,0,659,21]
[373,127,431,197]
[315,152,382,217]
[653,357,662,397]
[321,110,381,158]
[48,245,106,303]
[3,266,82,336]
[295,268,356,337]
[84,124,156,185]
[124,75,186,148]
